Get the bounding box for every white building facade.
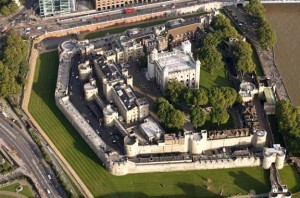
[147,41,201,94]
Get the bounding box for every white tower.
[147,48,158,79]
[181,40,192,54]
[162,66,169,94]
[195,59,201,89]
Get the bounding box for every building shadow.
[229,170,270,194]
[97,182,221,198]
[98,192,150,198]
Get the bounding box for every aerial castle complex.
[55,13,286,176]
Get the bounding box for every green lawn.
[28,51,271,197]
[200,67,232,89]
[279,165,300,194]
[0,182,33,197]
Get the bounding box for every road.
[14,0,207,36]
[0,116,63,198]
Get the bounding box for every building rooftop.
[156,50,195,73]
[140,117,165,142]
[264,87,276,105]
[264,144,285,157]
[166,23,202,39]
[135,98,149,107]
[114,83,137,111]
[92,55,122,82]
[83,83,96,91]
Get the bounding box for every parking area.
[126,59,163,115]
[68,54,125,154]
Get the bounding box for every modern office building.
[39,0,75,17]
[94,0,158,11]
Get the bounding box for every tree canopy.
[156,98,185,131]
[246,0,276,49]
[245,0,265,17]
[197,45,224,74]
[208,87,237,108]
[196,15,255,73]
[275,100,300,155]
[211,107,229,124]
[166,79,186,104]
[257,21,277,50]
[191,107,206,129]
[0,0,18,16]
[231,40,255,73]
[0,30,28,97]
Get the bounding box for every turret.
[252,130,267,149]
[147,49,158,79]
[194,59,201,89]
[124,136,139,157]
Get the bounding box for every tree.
[275,100,300,155]
[156,97,185,131]
[166,79,186,103]
[193,88,209,106]
[198,46,224,74]
[3,30,29,76]
[211,15,240,39]
[183,89,194,107]
[203,33,221,46]
[275,100,299,135]
[156,98,173,123]
[166,109,185,130]
[191,107,206,129]
[245,0,276,49]
[0,5,10,16]
[231,41,255,73]
[245,0,265,18]
[184,88,208,107]
[208,87,226,108]
[221,87,237,107]
[211,108,229,124]
[7,2,18,14]
[0,61,20,97]
[258,21,277,49]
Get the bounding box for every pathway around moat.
[21,41,94,198]
[224,6,290,102]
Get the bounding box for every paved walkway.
[224,6,290,102]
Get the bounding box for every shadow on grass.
[30,51,103,166]
[229,170,270,194]
[98,182,221,198]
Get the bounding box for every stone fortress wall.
[124,129,267,157]
[55,14,285,176]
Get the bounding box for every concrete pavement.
[0,116,62,198]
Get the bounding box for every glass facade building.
[39,0,75,17]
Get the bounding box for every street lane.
[0,116,62,198]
